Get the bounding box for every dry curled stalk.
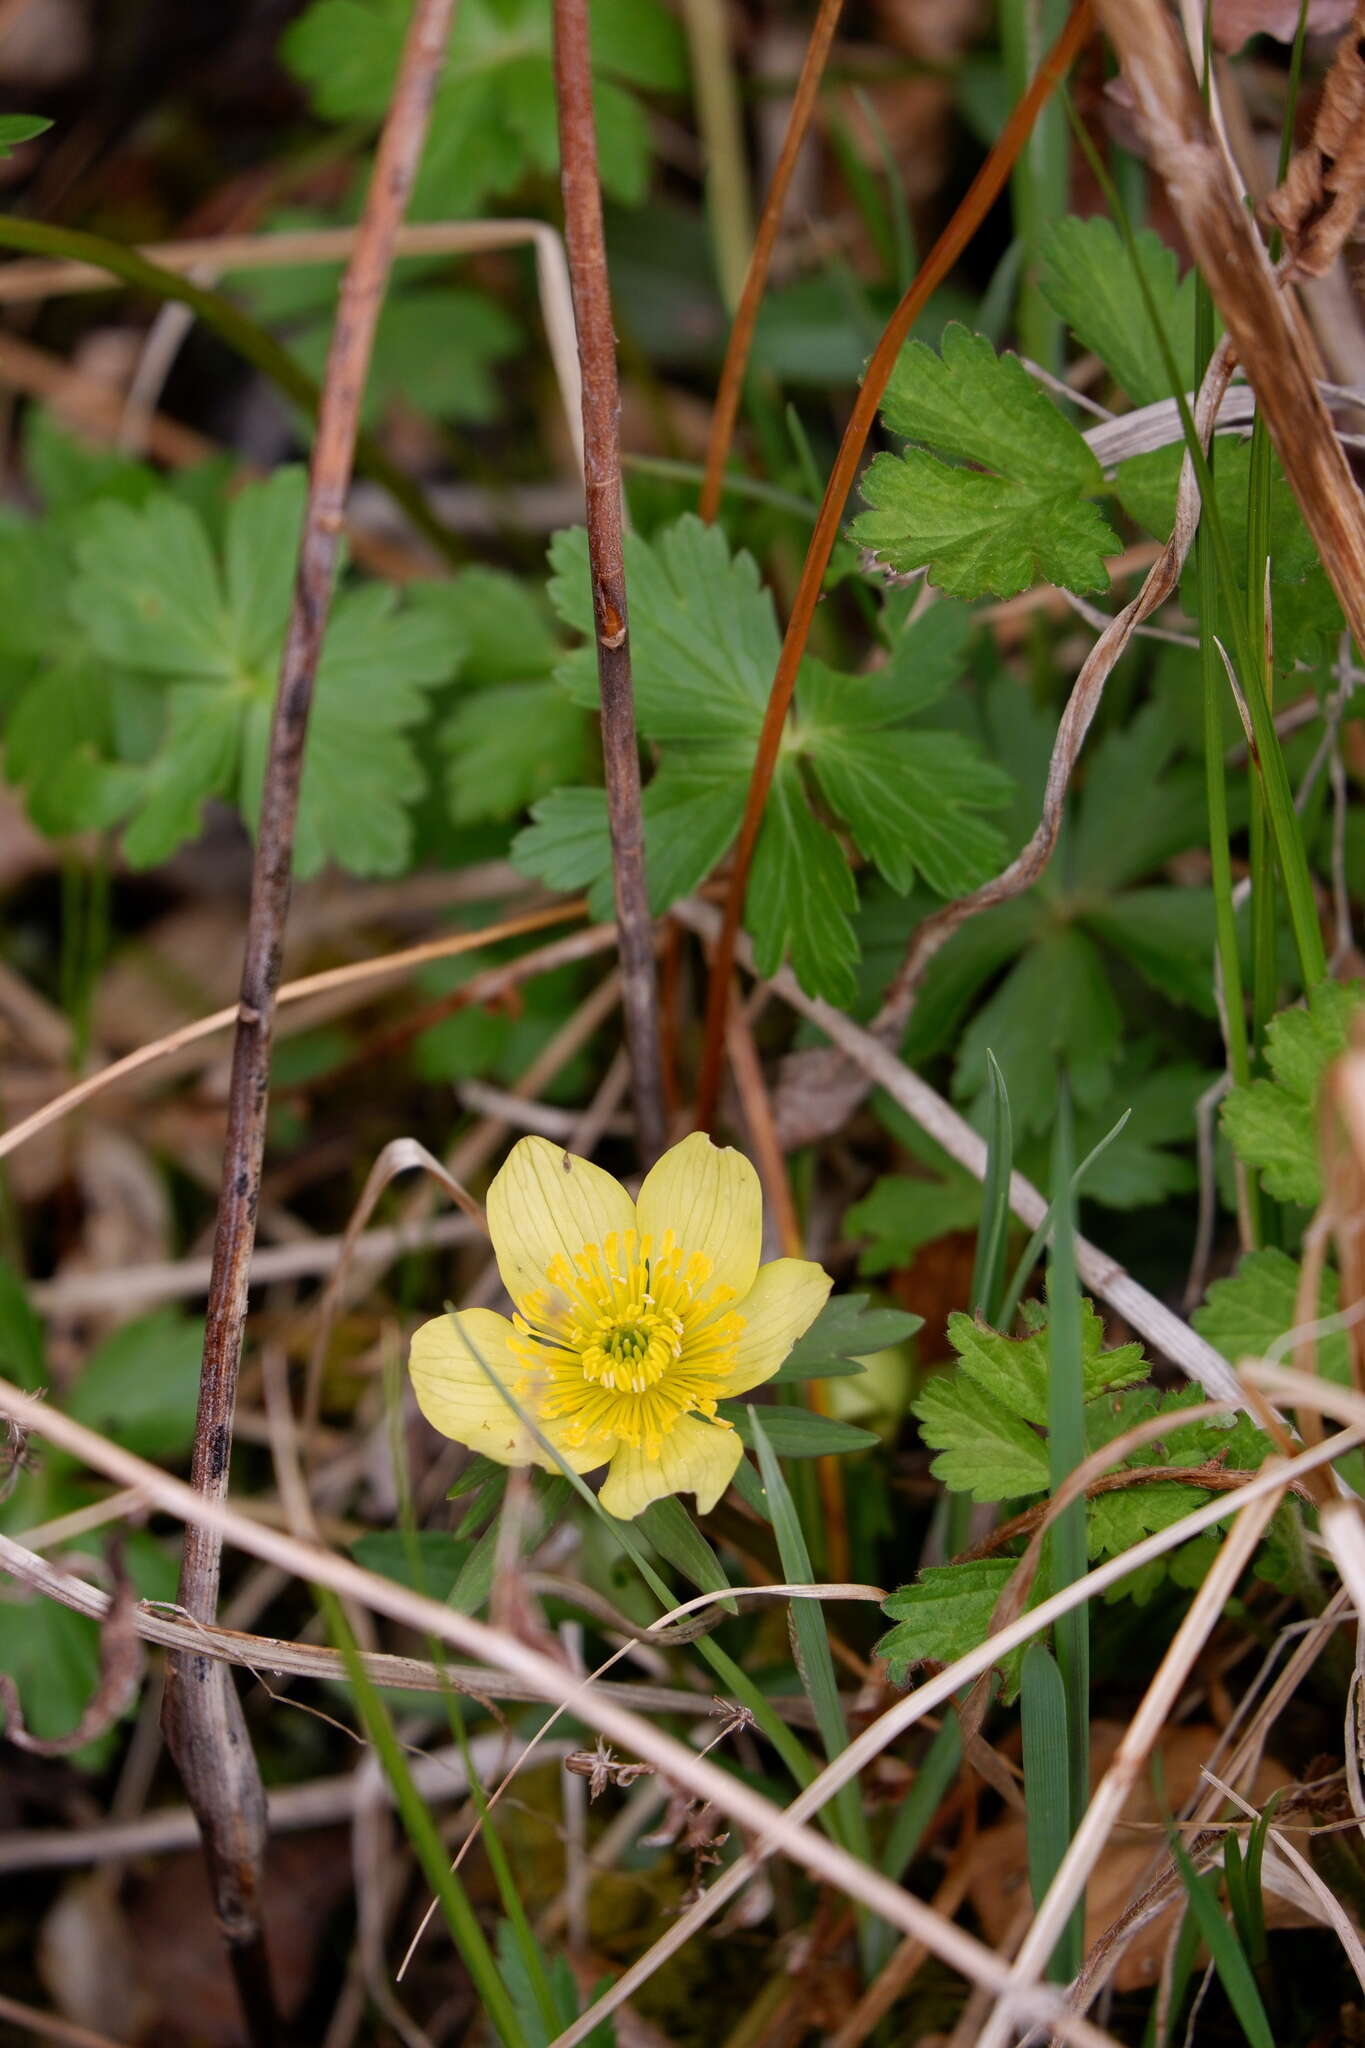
[158,5,458,2040]
[1265,1,1365,277]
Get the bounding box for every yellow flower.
[408,1131,832,1519]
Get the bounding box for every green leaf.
[1193,1246,1352,1388]
[843,1168,983,1276]
[852,325,1119,600]
[878,1557,1024,1697]
[1082,889,1218,1015]
[444,681,589,824]
[415,565,560,683]
[67,1311,206,1462]
[286,287,518,427]
[351,1530,470,1601]
[1068,1058,1207,1211]
[0,1595,106,1756]
[943,1298,1148,1428]
[1222,981,1365,1204]
[1038,217,1195,410]
[0,114,51,157]
[722,1406,879,1458]
[746,756,859,1005]
[954,926,1123,1135]
[549,516,779,742]
[0,1261,46,1393]
[512,785,614,921]
[635,1497,732,1598]
[778,1294,921,1381]
[282,0,683,214]
[913,1369,1050,1502]
[804,721,1010,897]
[73,471,460,876]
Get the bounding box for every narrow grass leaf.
[1021,1642,1073,1982]
[1167,1824,1275,2048]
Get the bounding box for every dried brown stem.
[1095,0,1365,651]
[692,1,1095,1129]
[159,5,458,2038]
[698,0,844,522]
[553,0,666,1165]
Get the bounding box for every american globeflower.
[408,1132,832,1519]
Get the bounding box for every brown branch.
[698,0,845,523]
[553,0,666,1166]
[953,1464,1314,1565]
[159,5,459,2041]
[692,0,1096,1130]
[1094,0,1365,652]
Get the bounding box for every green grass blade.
[1045,1078,1088,1979]
[748,1405,872,1863]
[878,1710,962,1881]
[995,1108,1132,1336]
[1167,1825,1275,2048]
[1020,1642,1074,1982]
[1065,100,1326,992]
[317,1587,527,2048]
[971,1048,1014,1324]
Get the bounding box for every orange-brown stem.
[693,0,1095,1131]
[698,0,845,524]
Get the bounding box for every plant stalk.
[553,0,667,1165]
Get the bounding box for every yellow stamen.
[508,1227,745,1459]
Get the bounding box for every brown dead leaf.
[1213,0,1354,50]
[120,1828,353,2044]
[967,1720,1296,1991]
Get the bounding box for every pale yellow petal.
[636,1131,761,1299]
[714,1258,832,1398]
[409,1309,605,1475]
[486,1134,636,1312]
[598,1413,743,1520]
[408,1309,545,1467]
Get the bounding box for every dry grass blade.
[0,899,586,1167]
[0,1729,576,1875]
[675,896,1246,1405]
[973,1491,1284,2048]
[0,1376,1128,2048]
[0,1529,722,1723]
[0,1993,131,2048]
[544,1432,1359,2048]
[0,218,584,475]
[1094,0,1365,651]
